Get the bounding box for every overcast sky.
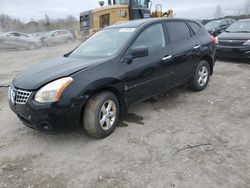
[0,0,246,22]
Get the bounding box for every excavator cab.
[80,0,151,35]
[80,0,173,35]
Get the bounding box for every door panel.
[5,33,20,48]
[165,21,201,84]
[124,23,174,105]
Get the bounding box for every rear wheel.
[83,91,119,138]
[28,43,36,50]
[189,60,210,91]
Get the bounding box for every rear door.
[58,31,67,43]
[124,23,174,105]
[165,21,201,84]
[5,32,20,48]
[50,31,61,43]
[19,34,30,48]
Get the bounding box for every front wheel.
[83,91,119,138]
[189,60,210,91]
[28,43,36,50]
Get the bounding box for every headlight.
[35,77,73,103]
[243,40,250,46]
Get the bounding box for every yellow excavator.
[80,0,174,35]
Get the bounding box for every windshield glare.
[226,21,250,33]
[70,28,136,57]
[205,20,220,30]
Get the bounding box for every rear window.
[189,21,201,34]
[166,21,191,43]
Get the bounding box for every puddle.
[144,97,158,104]
[118,113,144,126]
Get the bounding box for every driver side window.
[132,24,166,53]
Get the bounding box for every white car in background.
[41,30,75,46]
[0,31,42,50]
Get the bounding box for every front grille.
[218,39,246,46]
[15,89,32,104]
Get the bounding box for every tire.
[28,43,36,50]
[83,91,120,138]
[189,60,210,91]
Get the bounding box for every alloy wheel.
[99,100,117,130]
[198,66,208,87]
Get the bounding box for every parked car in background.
[30,32,48,40]
[41,30,75,46]
[0,32,42,50]
[205,18,235,36]
[9,18,216,138]
[202,19,215,25]
[216,19,250,59]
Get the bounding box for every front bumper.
[8,86,86,132]
[216,45,250,59]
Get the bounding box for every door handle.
[162,55,172,61]
[194,45,201,50]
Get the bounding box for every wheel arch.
[79,85,128,124]
[201,55,214,75]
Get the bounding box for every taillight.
[210,35,218,44]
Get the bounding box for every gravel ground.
[0,43,249,188]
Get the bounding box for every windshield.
[70,28,136,58]
[205,20,220,30]
[226,20,250,33]
[115,0,129,4]
[115,0,148,8]
[132,0,148,8]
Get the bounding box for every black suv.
[9,18,216,138]
[205,18,235,36]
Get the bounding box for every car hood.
[13,57,105,90]
[218,32,250,40]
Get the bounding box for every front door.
[124,23,174,105]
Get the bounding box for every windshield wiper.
[224,30,231,33]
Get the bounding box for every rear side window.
[165,21,191,43]
[220,19,227,26]
[189,21,201,34]
[132,24,166,53]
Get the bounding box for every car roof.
[51,30,69,32]
[237,19,250,22]
[107,18,201,29]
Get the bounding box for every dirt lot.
[0,43,249,188]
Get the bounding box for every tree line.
[214,0,250,18]
[0,14,79,33]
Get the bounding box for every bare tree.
[45,14,50,25]
[0,14,24,32]
[244,0,250,14]
[214,4,224,18]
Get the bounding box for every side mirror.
[131,46,149,58]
